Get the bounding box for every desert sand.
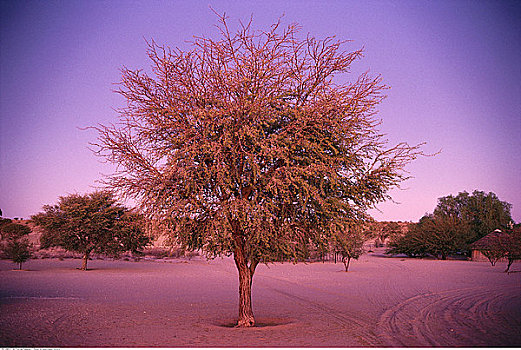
[1,251,520,347]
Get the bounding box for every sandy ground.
[1,252,520,347]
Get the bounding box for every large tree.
[32,191,151,270]
[434,190,512,242]
[415,213,472,260]
[387,213,473,260]
[93,15,422,327]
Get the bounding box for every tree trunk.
[237,262,254,327]
[18,262,22,270]
[343,256,351,272]
[505,258,513,273]
[233,245,258,327]
[80,251,89,270]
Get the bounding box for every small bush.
[1,238,32,270]
[142,246,198,259]
[144,247,170,259]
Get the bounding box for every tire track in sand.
[376,285,521,347]
[268,287,381,346]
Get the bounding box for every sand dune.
[1,253,520,347]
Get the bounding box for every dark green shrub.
[1,238,32,270]
[0,222,31,240]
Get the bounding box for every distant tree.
[387,222,429,258]
[379,221,403,247]
[0,222,33,270]
[32,191,151,270]
[92,14,423,326]
[0,217,12,229]
[471,227,521,272]
[481,244,507,267]
[1,238,32,270]
[389,191,512,260]
[418,214,472,260]
[111,211,152,258]
[387,214,472,260]
[0,222,31,240]
[334,227,365,271]
[382,222,399,243]
[471,230,509,266]
[434,190,512,243]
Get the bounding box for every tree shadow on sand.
[216,318,294,328]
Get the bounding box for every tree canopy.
[333,225,365,271]
[434,190,512,242]
[471,229,510,266]
[32,191,151,270]
[367,221,404,247]
[0,221,32,270]
[0,222,31,240]
[93,14,422,326]
[1,239,32,270]
[0,217,12,228]
[472,227,521,272]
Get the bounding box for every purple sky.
[1,0,520,222]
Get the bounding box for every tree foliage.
[434,190,512,242]
[388,190,512,260]
[334,226,365,271]
[93,14,422,326]
[0,217,12,228]
[388,213,473,259]
[1,238,32,270]
[0,222,32,270]
[31,191,151,270]
[0,222,32,240]
[367,221,403,247]
[480,242,507,267]
[471,229,509,266]
[473,228,521,272]
[387,222,428,258]
[419,214,472,260]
